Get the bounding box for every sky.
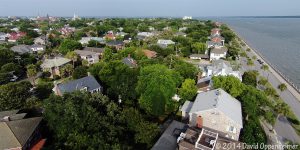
[0,0,300,17]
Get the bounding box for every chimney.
[87,72,91,76]
[2,116,10,122]
[128,54,131,58]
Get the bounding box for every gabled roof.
[211,47,228,54]
[188,89,243,127]
[10,45,31,54]
[83,47,105,53]
[106,40,124,46]
[41,57,71,69]
[6,117,43,146]
[152,120,187,150]
[57,76,102,94]
[0,122,21,149]
[74,50,99,57]
[122,57,138,68]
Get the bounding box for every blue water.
[217,18,300,88]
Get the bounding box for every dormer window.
[80,87,88,92]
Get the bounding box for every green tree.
[26,64,37,86]
[178,79,198,102]
[43,92,125,149]
[0,81,33,111]
[59,39,82,54]
[72,66,88,79]
[278,83,287,92]
[242,71,258,87]
[1,63,23,76]
[258,77,268,86]
[65,51,79,68]
[136,64,182,116]
[212,75,245,98]
[60,64,74,78]
[275,102,289,116]
[191,42,206,54]
[261,65,269,76]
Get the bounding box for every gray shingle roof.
[0,122,21,149]
[152,120,187,150]
[211,47,228,54]
[57,76,102,94]
[6,117,42,146]
[83,47,104,53]
[74,50,98,57]
[10,45,31,54]
[189,89,243,127]
[122,57,138,68]
[41,57,71,69]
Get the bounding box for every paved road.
[274,115,300,143]
[239,45,300,120]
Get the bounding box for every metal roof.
[189,89,243,127]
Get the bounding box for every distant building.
[157,39,175,48]
[210,47,228,61]
[202,59,242,81]
[189,54,209,60]
[105,31,115,40]
[10,44,45,54]
[53,75,102,96]
[180,89,243,141]
[0,110,43,150]
[106,40,124,50]
[79,37,105,45]
[58,25,75,36]
[143,49,157,59]
[0,32,8,41]
[175,32,187,37]
[211,28,221,36]
[137,32,154,40]
[183,16,192,20]
[8,32,26,42]
[34,36,47,45]
[41,57,71,77]
[74,49,100,65]
[122,55,138,68]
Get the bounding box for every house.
[179,27,188,32]
[11,44,45,54]
[137,32,154,40]
[177,127,242,150]
[175,32,187,37]
[202,59,242,81]
[143,49,157,59]
[180,89,243,141]
[116,32,128,37]
[105,31,115,40]
[106,40,124,50]
[53,75,102,96]
[0,110,43,150]
[79,37,105,45]
[157,39,175,48]
[10,45,31,54]
[152,120,188,150]
[206,41,223,49]
[189,54,209,60]
[74,49,100,65]
[210,47,228,61]
[34,36,47,45]
[210,35,225,47]
[58,26,75,35]
[196,76,212,92]
[0,32,8,41]
[211,28,221,36]
[8,32,26,42]
[82,47,105,55]
[41,57,71,77]
[183,16,192,20]
[28,44,45,53]
[123,55,138,68]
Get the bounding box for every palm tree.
[278,83,287,92]
[261,65,269,77]
[26,64,37,86]
[66,51,78,68]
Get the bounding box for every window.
[228,126,236,133]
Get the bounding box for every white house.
[29,44,45,53]
[180,88,243,141]
[137,32,154,40]
[157,39,175,48]
[189,54,209,60]
[210,47,228,61]
[79,37,105,45]
[202,59,242,81]
[0,32,8,41]
[74,50,100,65]
[34,36,47,45]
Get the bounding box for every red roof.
[8,32,26,40]
[31,139,46,150]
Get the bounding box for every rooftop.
[41,57,71,69]
[57,76,102,94]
